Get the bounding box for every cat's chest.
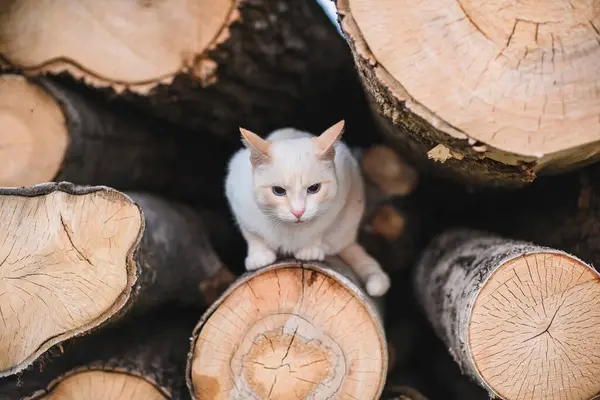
[259,219,328,252]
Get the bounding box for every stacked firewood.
[1,1,599,399]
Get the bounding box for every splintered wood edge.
[336,0,600,169]
[186,261,388,400]
[0,182,144,378]
[25,368,169,400]
[0,0,241,94]
[468,251,600,400]
[0,74,69,186]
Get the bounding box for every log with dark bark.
[0,73,230,207]
[382,386,429,400]
[413,228,600,400]
[0,307,196,400]
[0,183,234,378]
[335,0,600,187]
[186,260,388,400]
[414,160,600,271]
[0,0,376,146]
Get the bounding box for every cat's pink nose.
[291,208,305,219]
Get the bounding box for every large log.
[0,183,234,378]
[335,0,600,187]
[0,307,196,400]
[187,260,388,400]
[0,73,230,206]
[413,228,600,400]
[0,0,374,144]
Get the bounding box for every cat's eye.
[307,183,321,194]
[272,186,286,196]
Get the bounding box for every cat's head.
[239,120,345,224]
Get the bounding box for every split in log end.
[337,0,600,185]
[29,370,168,400]
[0,74,68,186]
[0,183,142,378]
[469,251,600,400]
[188,261,387,400]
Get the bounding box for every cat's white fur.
[225,121,390,296]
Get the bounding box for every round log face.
[343,0,600,158]
[0,0,233,92]
[189,263,387,399]
[0,75,68,186]
[469,252,600,399]
[0,189,142,377]
[35,370,167,400]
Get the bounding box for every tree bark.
[0,0,375,147]
[417,161,600,272]
[383,386,429,400]
[335,0,600,188]
[0,307,196,400]
[0,182,234,378]
[186,259,387,400]
[0,73,230,207]
[354,146,423,274]
[413,228,600,400]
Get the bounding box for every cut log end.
[0,74,68,186]
[469,252,600,400]
[361,145,418,197]
[0,0,235,93]
[338,0,600,184]
[189,262,387,400]
[30,370,167,400]
[0,184,142,378]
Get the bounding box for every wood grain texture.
[1,0,375,147]
[0,307,196,400]
[0,73,231,207]
[335,0,600,187]
[187,260,387,400]
[0,183,233,378]
[414,228,600,400]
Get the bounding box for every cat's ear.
[240,127,271,166]
[313,120,345,160]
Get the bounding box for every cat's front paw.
[366,271,391,297]
[245,250,277,271]
[294,245,326,261]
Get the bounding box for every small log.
[335,0,600,187]
[0,307,196,399]
[0,0,370,143]
[0,182,234,378]
[355,145,422,274]
[187,259,388,400]
[383,386,429,400]
[414,228,600,400]
[0,73,229,206]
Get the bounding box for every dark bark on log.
[0,307,196,400]
[186,259,387,400]
[2,1,378,148]
[413,228,600,400]
[418,162,600,271]
[383,266,488,400]
[334,1,600,188]
[2,73,231,208]
[353,146,423,274]
[382,386,429,400]
[0,183,234,378]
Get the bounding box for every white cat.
[224,120,391,297]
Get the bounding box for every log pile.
[1,1,600,399]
